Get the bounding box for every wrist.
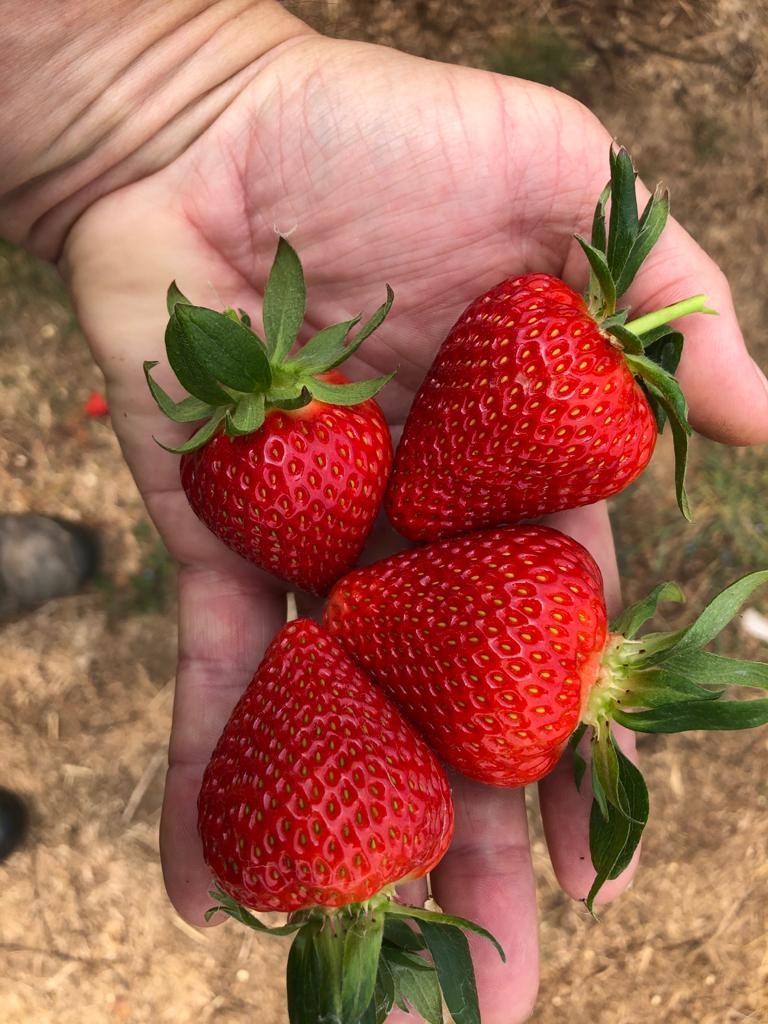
[0,0,310,259]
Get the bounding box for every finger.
[538,724,639,904]
[429,774,539,1024]
[541,500,621,616]
[160,564,285,924]
[624,213,768,445]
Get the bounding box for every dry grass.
[2,2,768,1022]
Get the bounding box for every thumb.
[624,201,768,446]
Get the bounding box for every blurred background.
[2,1,767,1021]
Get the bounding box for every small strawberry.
[386,147,714,541]
[324,527,768,910]
[199,618,503,1024]
[145,238,394,594]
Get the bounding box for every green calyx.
[206,883,505,1024]
[573,570,768,913]
[144,238,395,454]
[576,146,718,521]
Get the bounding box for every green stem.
[626,294,716,336]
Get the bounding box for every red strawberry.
[325,527,768,912]
[386,148,710,541]
[198,618,453,910]
[198,618,504,1024]
[324,524,608,787]
[145,238,394,594]
[179,370,391,594]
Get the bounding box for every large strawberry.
[199,618,503,1024]
[325,525,609,787]
[386,148,713,541]
[324,527,768,909]
[145,238,394,594]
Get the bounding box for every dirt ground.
[2,2,768,1022]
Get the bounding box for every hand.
[52,12,768,1022]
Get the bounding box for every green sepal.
[657,650,768,691]
[616,668,723,709]
[568,722,588,791]
[227,393,266,436]
[360,959,396,1024]
[166,280,192,315]
[385,903,505,962]
[154,408,227,455]
[143,361,215,423]
[605,147,639,285]
[309,373,395,406]
[605,321,644,356]
[267,386,314,411]
[609,581,684,637]
[590,731,621,817]
[208,886,503,1024]
[638,329,685,432]
[615,698,768,733]
[383,946,444,1024]
[649,570,768,662]
[174,304,272,393]
[419,921,481,1024]
[383,917,426,952]
[613,184,669,297]
[205,884,304,934]
[586,744,649,915]
[575,236,616,315]
[263,237,307,363]
[288,317,362,372]
[624,351,692,520]
[164,312,233,406]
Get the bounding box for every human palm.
[62,31,767,1024]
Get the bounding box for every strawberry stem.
[625,293,715,336]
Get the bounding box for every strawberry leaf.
[614,184,669,297]
[166,280,192,315]
[143,362,215,422]
[386,904,505,962]
[589,181,611,258]
[383,917,425,952]
[289,317,361,372]
[263,237,307,362]
[387,955,444,1024]
[657,650,768,691]
[619,669,723,709]
[586,746,648,914]
[652,570,768,660]
[605,147,639,283]
[615,698,768,733]
[286,927,328,1024]
[228,393,266,436]
[154,409,227,455]
[605,321,644,356]
[174,304,272,392]
[418,921,481,1024]
[575,236,616,315]
[164,313,232,406]
[610,581,684,637]
[205,885,303,934]
[340,910,385,1024]
[308,373,395,406]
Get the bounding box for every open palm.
[61,28,768,1023]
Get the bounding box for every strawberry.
[324,527,768,911]
[386,148,713,541]
[324,524,609,787]
[145,238,394,594]
[199,618,504,1024]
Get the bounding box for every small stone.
[236,969,249,983]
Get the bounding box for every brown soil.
[2,3,768,1022]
